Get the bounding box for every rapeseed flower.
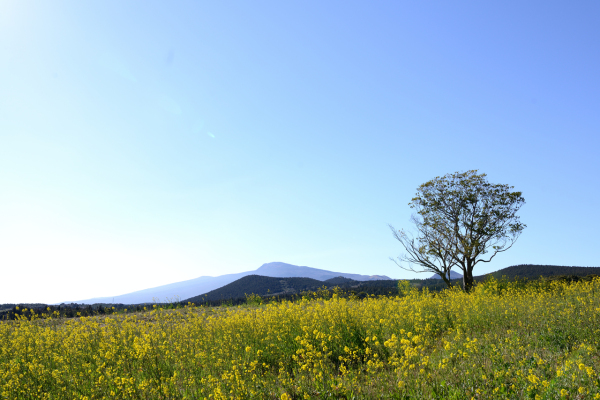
[0,277,599,398]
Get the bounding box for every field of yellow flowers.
[1,277,599,399]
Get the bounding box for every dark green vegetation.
[486,264,600,280]
[185,275,325,303]
[0,303,149,321]
[0,303,46,313]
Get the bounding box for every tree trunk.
[463,261,474,292]
[463,273,474,292]
[439,270,452,289]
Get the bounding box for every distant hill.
[483,264,600,280]
[428,271,463,280]
[60,262,392,305]
[323,276,357,286]
[253,262,391,281]
[428,265,600,282]
[185,275,325,303]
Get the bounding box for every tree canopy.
[390,170,526,291]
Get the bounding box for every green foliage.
[244,293,263,306]
[397,280,417,297]
[392,170,526,291]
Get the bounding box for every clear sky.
[1,1,599,304]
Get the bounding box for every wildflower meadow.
[1,277,599,399]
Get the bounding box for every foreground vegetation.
[1,277,599,399]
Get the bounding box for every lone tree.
[390,170,526,292]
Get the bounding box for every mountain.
[60,262,392,305]
[428,271,463,280]
[253,262,390,281]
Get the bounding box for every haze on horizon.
[1,1,599,304]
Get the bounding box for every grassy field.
[1,277,599,399]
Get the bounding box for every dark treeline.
[0,303,152,321]
[0,303,47,312]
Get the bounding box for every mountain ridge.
[59,262,391,305]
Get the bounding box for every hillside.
[427,265,600,282]
[484,264,600,280]
[183,275,404,305]
[185,275,326,304]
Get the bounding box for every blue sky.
[1,1,599,304]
